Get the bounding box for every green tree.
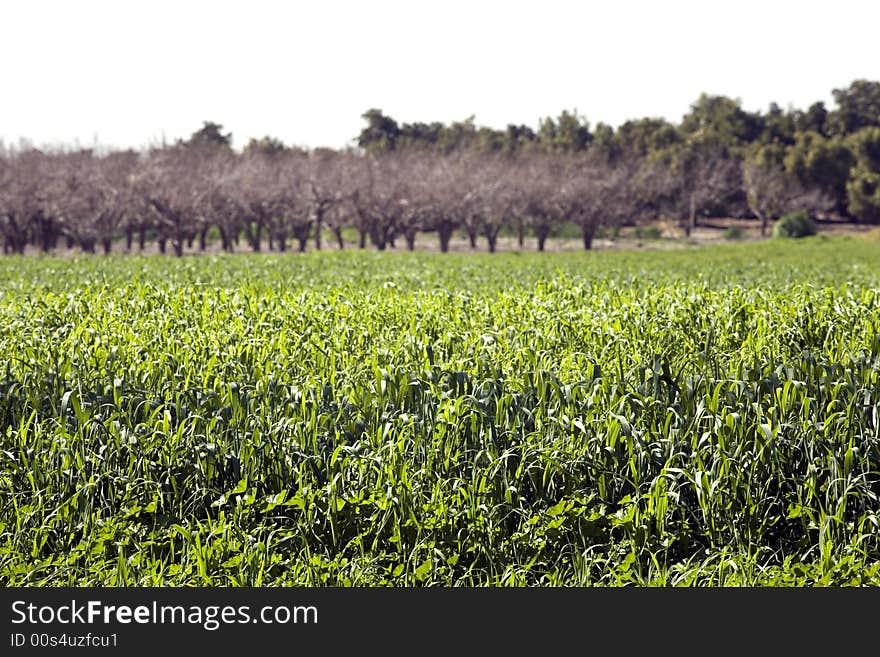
[827,79,880,136]
[846,126,880,223]
[784,131,855,215]
[680,93,763,147]
[590,122,617,162]
[180,121,233,150]
[501,124,537,154]
[243,136,290,157]
[537,109,592,152]
[612,118,681,160]
[357,109,400,154]
[436,116,478,153]
[397,121,444,150]
[759,102,797,146]
[793,102,828,136]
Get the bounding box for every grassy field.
[1,236,879,585]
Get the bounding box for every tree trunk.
[158,238,167,254]
[297,236,308,252]
[254,224,262,251]
[517,221,525,248]
[370,224,388,250]
[125,228,133,251]
[246,222,262,252]
[172,240,184,257]
[333,228,345,250]
[685,194,696,237]
[535,225,550,252]
[314,209,323,251]
[139,226,147,250]
[467,228,478,249]
[199,227,209,251]
[487,233,498,253]
[438,225,454,253]
[582,224,595,250]
[358,230,367,249]
[102,238,112,254]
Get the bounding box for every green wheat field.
[1,236,879,586]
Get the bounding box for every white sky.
[2,0,878,151]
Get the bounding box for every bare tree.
[350,155,405,251]
[319,151,361,249]
[575,157,639,249]
[134,146,212,256]
[480,156,522,253]
[0,151,30,254]
[413,154,462,252]
[519,156,561,251]
[191,150,243,252]
[0,149,55,254]
[47,150,138,254]
[436,151,519,253]
[236,153,273,252]
[283,157,315,253]
[306,149,349,250]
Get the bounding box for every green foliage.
[357,109,401,154]
[759,102,797,146]
[243,136,290,157]
[1,240,880,586]
[435,116,478,153]
[747,141,787,170]
[848,126,880,172]
[773,210,816,238]
[538,110,592,152]
[358,110,538,155]
[181,121,233,150]
[614,118,682,159]
[794,102,829,136]
[846,127,880,224]
[680,93,763,145]
[828,79,880,136]
[846,169,880,223]
[784,131,855,215]
[723,226,744,240]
